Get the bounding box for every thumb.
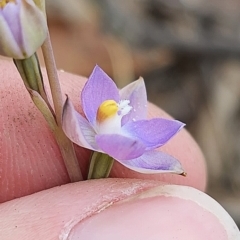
[0,179,238,240]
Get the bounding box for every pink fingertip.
[68,185,239,240]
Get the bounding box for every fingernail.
[67,185,237,240]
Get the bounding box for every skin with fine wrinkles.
[0,179,162,239]
[1,180,239,240]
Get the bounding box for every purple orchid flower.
[62,66,185,175]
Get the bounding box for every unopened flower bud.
[0,0,47,59]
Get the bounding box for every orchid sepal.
[117,150,185,175]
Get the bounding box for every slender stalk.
[41,30,63,125]
[41,30,83,181]
[53,127,83,182]
[88,152,114,179]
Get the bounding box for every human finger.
[0,179,238,240]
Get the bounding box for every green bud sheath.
[14,54,42,92]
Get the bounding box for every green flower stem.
[88,152,114,179]
[27,88,57,132]
[14,54,51,111]
[39,30,83,182]
[52,126,83,182]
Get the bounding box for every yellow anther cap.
[97,100,118,123]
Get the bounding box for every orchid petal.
[81,65,120,125]
[118,151,184,174]
[62,97,97,150]
[123,118,185,150]
[95,134,146,160]
[120,77,147,125]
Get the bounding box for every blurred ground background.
[44,0,240,227]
